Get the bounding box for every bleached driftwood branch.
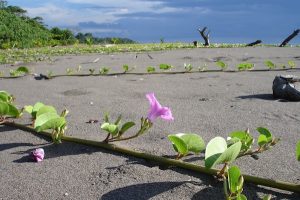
[198,27,210,46]
[279,29,300,47]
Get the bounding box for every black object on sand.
[272,75,300,101]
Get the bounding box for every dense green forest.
[0,0,135,49]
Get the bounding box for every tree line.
[0,1,136,49]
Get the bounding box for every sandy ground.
[1,47,300,199]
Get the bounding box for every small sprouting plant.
[89,68,95,75]
[99,67,110,75]
[198,63,208,71]
[223,165,246,200]
[123,64,129,73]
[101,92,173,143]
[66,68,74,75]
[101,114,136,142]
[159,64,173,71]
[9,66,30,77]
[33,104,68,143]
[237,63,254,71]
[184,63,193,72]
[216,61,227,70]
[147,66,156,73]
[122,64,135,73]
[288,60,296,68]
[168,133,205,159]
[264,60,276,69]
[0,91,22,123]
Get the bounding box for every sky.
[8,0,300,44]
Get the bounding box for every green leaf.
[7,103,21,117]
[237,63,254,71]
[16,66,29,74]
[180,133,205,153]
[0,101,9,116]
[215,141,241,166]
[264,60,275,69]
[31,102,45,118]
[216,61,227,70]
[205,137,227,168]
[36,105,57,117]
[168,134,188,155]
[296,140,300,161]
[228,165,242,194]
[24,105,33,114]
[101,122,119,136]
[230,130,254,152]
[205,137,241,168]
[36,117,66,132]
[159,64,173,70]
[237,194,247,200]
[147,66,155,73]
[288,60,296,68]
[34,112,60,129]
[123,64,129,72]
[0,91,13,103]
[120,122,135,134]
[257,127,272,147]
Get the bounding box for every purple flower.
[146,92,174,122]
[30,148,45,162]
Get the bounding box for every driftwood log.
[246,40,262,47]
[193,41,198,47]
[279,29,300,47]
[198,27,210,46]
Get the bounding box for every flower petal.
[31,148,45,162]
[146,93,173,122]
[158,107,174,121]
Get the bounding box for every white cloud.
[24,0,186,27]
[25,3,121,26]
[23,0,206,36]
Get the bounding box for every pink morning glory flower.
[146,92,174,122]
[30,148,45,162]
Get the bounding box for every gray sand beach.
[1,47,300,199]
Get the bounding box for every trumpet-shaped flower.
[146,93,174,122]
[30,148,45,162]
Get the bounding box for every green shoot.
[159,64,173,71]
[147,66,156,73]
[237,63,254,71]
[184,63,193,72]
[288,60,296,68]
[216,61,227,70]
[99,67,110,75]
[264,60,276,69]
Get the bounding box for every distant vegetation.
[0,0,136,49]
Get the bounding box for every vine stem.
[3,121,300,193]
[108,134,139,142]
[1,68,299,79]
